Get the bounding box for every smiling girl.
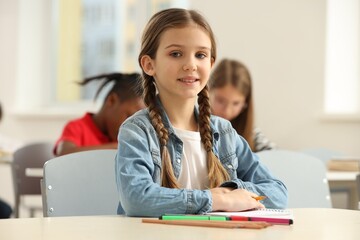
[115,8,287,217]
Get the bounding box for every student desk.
[0,208,359,240]
[0,152,12,164]
[327,171,360,210]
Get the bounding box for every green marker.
[160,215,228,221]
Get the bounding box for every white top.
[173,127,209,190]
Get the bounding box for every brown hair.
[209,59,255,150]
[139,8,229,188]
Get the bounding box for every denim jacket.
[115,101,288,217]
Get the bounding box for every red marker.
[230,215,293,225]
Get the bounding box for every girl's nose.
[183,62,197,71]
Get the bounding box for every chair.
[257,149,332,208]
[41,149,119,217]
[11,142,54,217]
[300,147,344,166]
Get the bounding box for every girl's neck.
[160,96,198,131]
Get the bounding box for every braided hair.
[139,8,230,189]
[79,72,144,102]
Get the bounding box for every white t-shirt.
[173,127,209,190]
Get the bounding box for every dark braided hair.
[79,72,144,102]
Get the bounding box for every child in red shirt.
[54,73,145,156]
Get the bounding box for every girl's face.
[141,24,214,102]
[210,84,247,121]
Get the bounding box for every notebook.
[208,208,294,225]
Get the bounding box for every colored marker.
[160,215,229,221]
[230,215,293,225]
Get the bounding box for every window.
[15,0,188,116]
[324,0,360,117]
[54,0,185,103]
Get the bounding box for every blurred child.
[54,73,145,156]
[209,59,276,152]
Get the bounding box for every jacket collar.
[155,95,219,141]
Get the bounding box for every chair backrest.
[42,149,119,217]
[257,149,332,208]
[11,142,54,217]
[300,147,344,165]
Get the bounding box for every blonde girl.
[115,8,287,217]
[209,59,276,152]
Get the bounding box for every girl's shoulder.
[124,108,149,123]
[210,114,233,130]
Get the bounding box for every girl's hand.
[210,187,233,194]
[210,188,265,212]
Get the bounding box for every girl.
[116,8,287,217]
[54,73,145,156]
[209,59,276,152]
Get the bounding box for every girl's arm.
[116,120,212,217]
[210,187,265,211]
[219,133,288,209]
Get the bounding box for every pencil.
[142,219,271,229]
[253,196,267,201]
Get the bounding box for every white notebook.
[208,209,294,224]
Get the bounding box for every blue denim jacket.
[116,101,288,217]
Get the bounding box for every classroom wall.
[1,0,359,211]
[190,0,360,157]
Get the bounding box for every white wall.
[1,0,359,154]
[190,0,360,156]
[1,0,358,155]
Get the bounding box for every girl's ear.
[210,57,215,68]
[105,92,120,108]
[140,55,155,76]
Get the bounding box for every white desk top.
[326,171,359,181]
[0,208,359,240]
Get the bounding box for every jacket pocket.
[219,152,238,179]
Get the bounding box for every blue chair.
[257,149,332,208]
[300,147,344,166]
[41,149,119,217]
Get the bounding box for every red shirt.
[53,113,112,154]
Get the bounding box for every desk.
[0,152,12,164]
[327,171,359,210]
[25,168,43,177]
[0,208,359,240]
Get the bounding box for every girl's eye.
[170,52,182,57]
[196,52,207,59]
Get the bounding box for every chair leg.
[30,208,35,218]
[14,196,20,218]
